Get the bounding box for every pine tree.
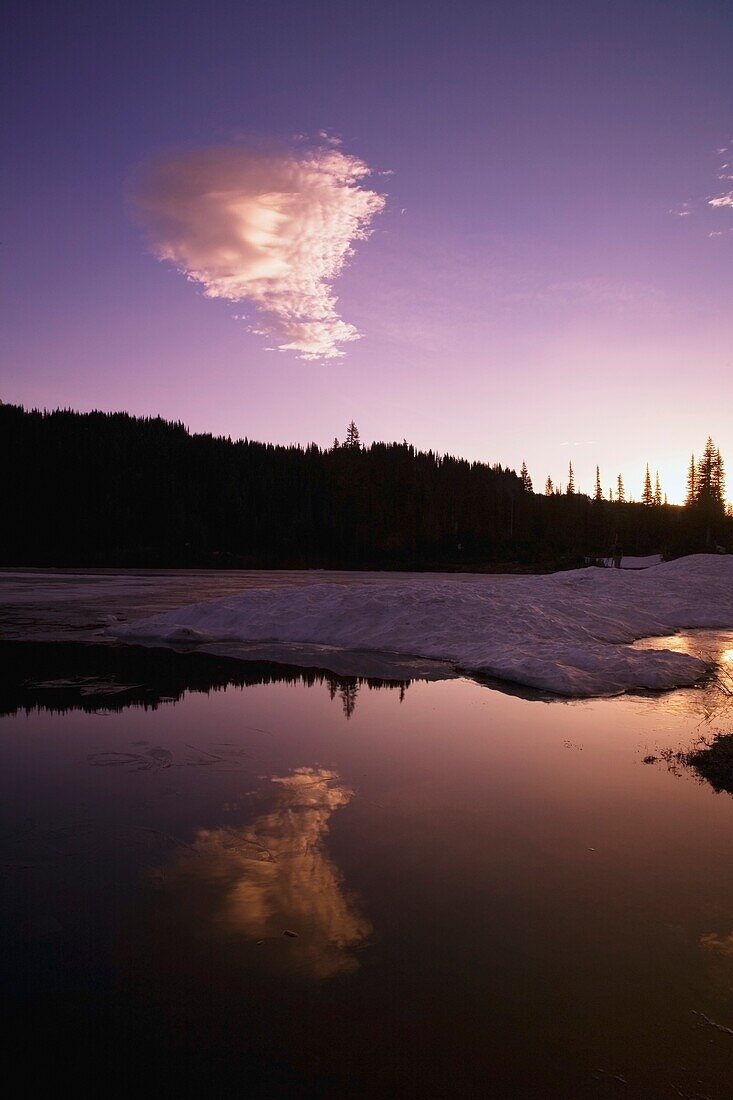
[344,420,361,449]
[697,439,713,502]
[545,476,554,495]
[566,461,575,495]
[654,470,662,507]
[712,446,725,509]
[685,454,697,507]
[642,464,653,506]
[608,486,613,502]
[594,465,602,501]
[332,437,340,450]
[616,474,625,503]
[696,438,725,515]
[520,461,533,492]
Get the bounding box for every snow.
[601,554,663,569]
[108,555,733,698]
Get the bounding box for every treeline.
[1,404,730,569]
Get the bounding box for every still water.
[2,641,732,1097]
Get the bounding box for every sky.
[2,0,732,503]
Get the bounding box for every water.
[2,639,732,1096]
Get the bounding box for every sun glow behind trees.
[534,438,727,513]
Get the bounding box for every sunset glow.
[2,2,731,501]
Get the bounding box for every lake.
[2,627,733,1097]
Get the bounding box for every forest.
[2,403,730,569]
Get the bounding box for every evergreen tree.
[696,437,725,515]
[697,439,713,503]
[594,466,602,502]
[712,446,725,509]
[344,420,361,448]
[566,461,575,495]
[684,454,697,507]
[545,476,554,495]
[616,474,625,504]
[642,464,654,506]
[608,486,613,502]
[654,471,662,507]
[520,461,533,493]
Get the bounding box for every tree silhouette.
[566,461,575,495]
[520,461,533,492]
[344,421,361,448]
[654,471,662,508]
[642,464,654,506]
[545,476,554,495]
[594,466,603,502]
[685,454,697,507]
[616,474,626,504]
[712,445,725,509]
[696,437,725,515]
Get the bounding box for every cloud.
[709,190,733,209]
[132,141,385,360]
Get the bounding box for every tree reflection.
[0,640,410,718]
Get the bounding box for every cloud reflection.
[700,932,733,958]
[155,767,371,979]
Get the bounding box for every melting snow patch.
[108,555,733,697]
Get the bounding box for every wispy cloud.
[131,140,385,360]
[708,140,733,228]
[709,191,733,209]
[674,142,733,233]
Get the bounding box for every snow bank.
[601,554,663,569]
[108,556,733,697]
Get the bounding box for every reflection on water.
[634,629,733,724]
[150,767,371,979]
[701,931,733,959]
[0,640,410,720]
[3,635,733,1095]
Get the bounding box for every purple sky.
[2,0,732,502]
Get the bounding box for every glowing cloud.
[132,142,385,360]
